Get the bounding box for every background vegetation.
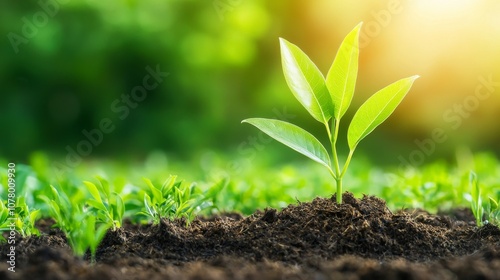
[2,0,500,167]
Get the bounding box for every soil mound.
[1,193,499,279]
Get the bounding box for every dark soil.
[1,193,499,279]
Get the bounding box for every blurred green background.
[2,0,500,168]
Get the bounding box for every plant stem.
[325,118,343,203]
[335,177,342,204]
[323,121,337,180]
[331,118,343,203]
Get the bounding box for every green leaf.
[96,176,111,199]
[470,171,479,202]
[242,118,331,169]
[113,192,125,221]
[49,201,62,221]
[85,215,96,247]
[92,223,109,252]
[87,199,108,213]
[326,22,362,120]
[0,202,8,223]
[279,38,332,123]
[143,194,156,218]
[162,175,177,196]
[29,209,41,225]
[143,178,164,204]
[489,197,499,210]
[50,185,60,202]
[347,75,419,149]
[84,181,103,204]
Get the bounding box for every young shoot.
[39,185,109,261]
[467,171,484,227]
[486,195,499,226]
[0,200,11,242]
[15,197,41,237]
[242,22,419,203]
[138,175,226,225]
[84,177,125,231]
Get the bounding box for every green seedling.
[68,214,109,263]
[84,177,125,230]
[486,196,499,226]
[242,22,419,203]
[0,200,12,242]
[15,197,41,237]
[38,185,74,231]
[138,175,226,225]
[467,171,484,226]
[39,185,109,261]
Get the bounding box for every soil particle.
[1,192,499,279]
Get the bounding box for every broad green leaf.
[279,38,332,123]
[84,181,103,204]
[326,22,362,120]
[347,76,419,149]
[242,118,331,169]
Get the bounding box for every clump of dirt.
[1,192,499,279]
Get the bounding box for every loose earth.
[1,193,499,279]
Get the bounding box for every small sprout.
[15,197,41,237]
[486,196,499,226]
[38,184,110,261]
[84,177,125,230]
[68,214,109,263]
[242,22,418,203]
[138,176,226,225]
[468,171,484,227]
[0,200,11,242]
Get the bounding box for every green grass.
[0,150,499,256]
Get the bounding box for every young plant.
[486,196,499,226]
[39,185,109,261]
[242,22,419,203]
[138,175,225,225]
[68,214,109,263]
[467,171,484,226]
[38,185,74,232]
[0,200,12,242]
[15,197,41,237]
[84,177,125,230]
